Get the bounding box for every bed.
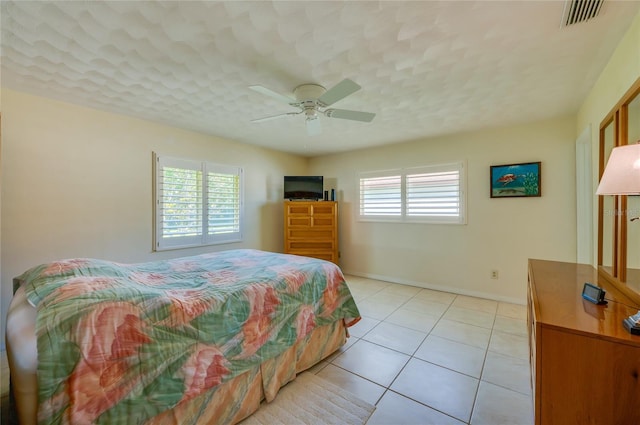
[6,249,360,425]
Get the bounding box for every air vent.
[561,0,604,26]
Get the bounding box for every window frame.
[358,161,466,225]
[153,153,244,251]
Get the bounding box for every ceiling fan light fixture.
[250,78,375,135]
[304,107,318,119]
[306,116,322,136]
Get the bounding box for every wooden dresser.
[528,259,640,425]
[284,201,338,263]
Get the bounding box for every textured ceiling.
[2,1,639,157]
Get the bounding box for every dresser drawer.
[288,228,334,240]
[287,216,334,227]
[288,216,312,227]
[311,204,335,215]
[287,240,334,251]
[312,216,334,226]
[287,204,312,215]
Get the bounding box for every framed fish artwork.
[490,162,541,198]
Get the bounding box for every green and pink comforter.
[18,249,360,424]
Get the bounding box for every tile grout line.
[345,282,533,424]
[333,292,474,423]
[466,303,499,424]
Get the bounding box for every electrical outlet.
[490,270,499,279]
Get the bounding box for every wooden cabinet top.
[284,201,337,205]
[285,201,337,214]
[529,259,640,346]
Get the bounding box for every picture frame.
[490,161,541,198]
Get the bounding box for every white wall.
[0,89,307,349]
[310,116,577,303]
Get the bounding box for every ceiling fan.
[249,78,375,136]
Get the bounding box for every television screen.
[284,176,323,200]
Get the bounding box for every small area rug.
[241,372,375,425]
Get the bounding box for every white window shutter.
[358,162,466,224]
[406,167,462,222]
[206,165,242,244]
[359,174,402,217]
[154,154,243,250]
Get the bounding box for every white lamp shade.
[596,143,640,195]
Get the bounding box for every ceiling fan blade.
[251,112,300,123]
[317,79,361,106]
[306,117,322,136]
[249,85,296,105]
[325,108,375,123]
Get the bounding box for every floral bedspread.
[19,249,360,424]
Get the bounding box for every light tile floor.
[310,275,534,425]
[0,275,534,425]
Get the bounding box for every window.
[154,154,243,250]
[359,172,402,217]
[359,162,466,224]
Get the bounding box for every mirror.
[600,120,615,275]
[626,91,640,292]
[597,77,640,304]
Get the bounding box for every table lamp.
[596,142,640,197]
[596,142,640,334]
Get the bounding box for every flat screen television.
[284,176,323,200]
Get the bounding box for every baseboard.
[343,270,525,306]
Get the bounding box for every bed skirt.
[8,315,348,425]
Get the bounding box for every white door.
[576,125,593,265]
